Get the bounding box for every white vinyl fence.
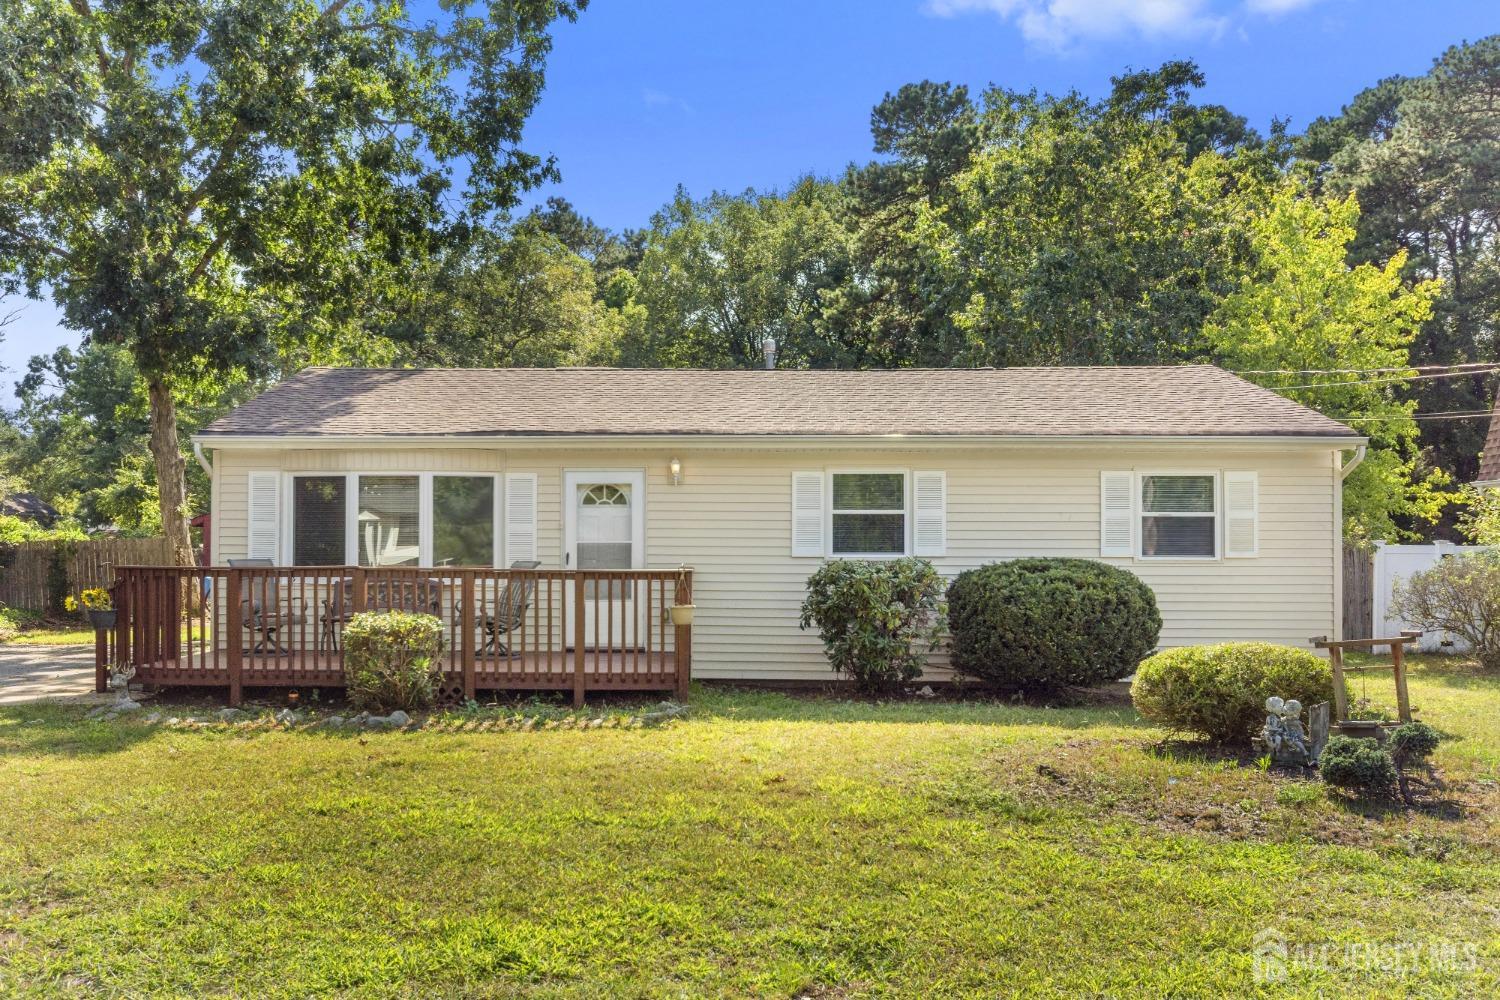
[1372,541,1491,653]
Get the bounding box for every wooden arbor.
[1309,630,1419,726]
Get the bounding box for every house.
[1,491,59,527]
[1475,392,1500,488]
[138,365,1363,699]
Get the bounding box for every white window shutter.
[247,472,280,561]
[1224,471,1258,558]
[1100,471,1133,557]
[791,472,824,557]
[912,471,947,557]
[504,473,538,564]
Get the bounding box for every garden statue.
[110,661,141,712]
[1258,696,1329,766]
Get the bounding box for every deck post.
[573,572,586,709]
[110,576,129,694]
[351,567,367,613]
[94,621,109,695]
[1327,645,1347,723]
[674,570,692,701]
[226,569,243,707]
[460,571,476,700]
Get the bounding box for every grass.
[0,660,1496,996]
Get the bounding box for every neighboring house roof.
[1479,395,1500,484]
[198,366,1362,441]
[0,491,58,525]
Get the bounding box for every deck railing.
[104,565,693,706]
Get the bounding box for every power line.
[1233,362,1498,376]
[1333,411,1493,422]
[1262,367,1500,391]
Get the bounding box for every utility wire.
[1232,362,1498,376]
[1257,367,1500,391]
[1333,411,1493,422]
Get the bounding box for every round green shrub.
[1389,721,1441,768]
[946,558,1160,691]
[1131,642,1339,743]
[1319,735,1398,797]
[342,610,446,712]
[799,557,946,695]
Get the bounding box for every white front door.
[564,470,645,649]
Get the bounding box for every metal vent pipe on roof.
[763,336,777,370]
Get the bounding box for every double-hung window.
[1139,474,1218,559]
[830,472,907,556]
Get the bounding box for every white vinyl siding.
[212,443,1337,681]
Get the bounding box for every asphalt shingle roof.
[1479,395,1500,482]
[199,366,1361,440]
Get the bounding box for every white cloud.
[924,0,1228,49]
[642,89,694,115]
[1244,0,1323,13]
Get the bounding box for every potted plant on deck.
[66,588,116,630]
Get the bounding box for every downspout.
[1339,445,1367,480]
[193,441,213,478]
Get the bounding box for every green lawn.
[0,660,1497,997]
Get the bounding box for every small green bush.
[799,557,945,695]
[1389,721,1441,769]
[1319,736,1398,797]
[946,558,1160,691]
[0,605,43,643]
[342,611,446,712]
[1131,642,1339,743]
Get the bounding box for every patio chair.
[482,561,542,657]
[319,575,443,652]
[229,558,307,654]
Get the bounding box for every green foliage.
[798,558,946,695]
[0,606,44,643]
[1392,552,1500,671]
[1298,36,1500,488]
[1131,643,1338,743]
[1389,721,1441,769]
[1318,736,1399,797]
[1457,485,1500,546]
[947,559,1160,691]
[1205,185,1446,540]
[0,515,85,545]
[0,0,587,565]
[341,611,447,713]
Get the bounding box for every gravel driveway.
[0,645,102,705]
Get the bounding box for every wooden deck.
[103,565,693,706]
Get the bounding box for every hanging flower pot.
[87,609,117,631]
[668,604,696,626]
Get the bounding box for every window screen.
[292,476,346,566]
[830,473,906,555]
[433,476,495,567]
[1140,474,1216,558]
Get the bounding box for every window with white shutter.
[1100,471,1134,557]
[1223,471,1258,558]
[912,472,946,557]
[247,472,280,561]
[504,473,538,564]
[791,472,824,557]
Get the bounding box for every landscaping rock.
[114,698,142,712]
[387,710,410,727]
[323,715,345,728]
[218,708,246,723]
[274,709,297,725]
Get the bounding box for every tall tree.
[1298,36,1500,484]
[1206,186,1445,539]
[0,0,585,566]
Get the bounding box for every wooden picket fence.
[1342,542,1374,641]
[0,536,175,612]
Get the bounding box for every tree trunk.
[146,375,196,569]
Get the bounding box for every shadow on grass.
[0,703,161,758]
[689,684,1152,730]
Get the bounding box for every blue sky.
[3,0,1494,393]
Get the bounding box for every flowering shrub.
[63,588,113,613]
